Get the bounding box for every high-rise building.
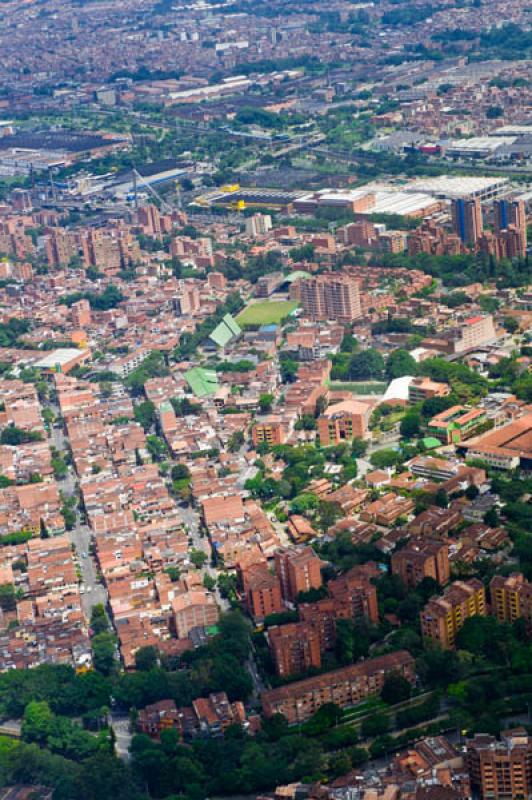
[391,539,450,588]
[299,273,361,322]
[452,198,483,245]
[245,213,272,238]
[494,199,526,237]
[466,730,532,800]
[490,573,532,625]
[268,622,322,676]
[317,399,372,446]
[420,578,486,649]
[274,546,323,602]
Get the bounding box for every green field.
[236,300,298,327]
[328,381,387,395]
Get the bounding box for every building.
[242,562,284,620]
[327,563,380,625]
[427,405,487,445]
[261,650,415,723]
[391,540,450,588]
[453,315,497,353]
[408,377,451,404]
[451,198,483,245]
[490,573,532,626]
[494,199,527,256]
[70,299,91,329]
[252,417,286,447]
[268,621,322,677]
[466,729,532,800]
[299,273,362,323]
[317,399,372,446]
[246,213,272,238]
[255,271,284,297]
[172,590,219,639]
[420,578,486,649]
[274,546,323,603]
[462,413,532,471]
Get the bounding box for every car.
[86,587,92,593]
[81,552,88,558]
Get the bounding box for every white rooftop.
[34,349,86,368]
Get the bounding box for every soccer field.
[236,300,298,326]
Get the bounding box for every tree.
[381,672,411,704]
[92,633,117,676]
[361,713,388,738]
[190,549,208,569]
[434,488,449,508]
[348,349,385,380]
[21,700,55,746]
[171,463,190,481]
[351,438,368,457]
[228,431,245,452]
[484,507,500,527]
[386,349,417,380]
[146,435,167,462]
[134,401,156,432]
[370,449,403,469]
[503,316,519,334]
[90,604,110,635]
[465,484,479,500]
[135,646,159,672]
[0,583,16,611]
[400,412,421,438]
[259,394,274,413]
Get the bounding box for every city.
[0,0,530,799]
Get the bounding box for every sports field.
[236,300,298,326]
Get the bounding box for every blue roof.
[259,324,278,332]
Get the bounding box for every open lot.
[237,300,298,327]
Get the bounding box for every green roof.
[422,437,441,450]
[184,367,219,398]
[209,313,242,348]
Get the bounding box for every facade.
[299,273,362,322]
[261,650,416,722]
[463,414,532,471]
[408,377,451,403]
[317,399,372,446]
[252,417,286,447]
[243,562,284,620]
[494,199,527,257]
[274,546,323,602]
[428,405,487,445]
[391,540,450,588]
[268,621,322,677]
[490,573,532,626]
[451,198,483,245]
[420,578,486,649]
[466,730,532,800]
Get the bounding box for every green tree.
[380,672,411,704]
[259,393,274,413]
[386,349,417,380]
[348,349,385,380]
[400,412,421,438]
[134,400,156,432]
[135,646,159,672]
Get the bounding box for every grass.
[236,300,298,327]
[328,381,387,395]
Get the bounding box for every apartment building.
[420,578,486,649]
[299,273,362,323]
[274,546,323,602]
[391,540,450,588]
[490,573,532,625]
[268,621,322,677]
[261,650,415,723]
[451,198,483,245]
[252,417,286,447]
[317,399,372,446]
[242,562,284,620]
[467,730,532,800]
